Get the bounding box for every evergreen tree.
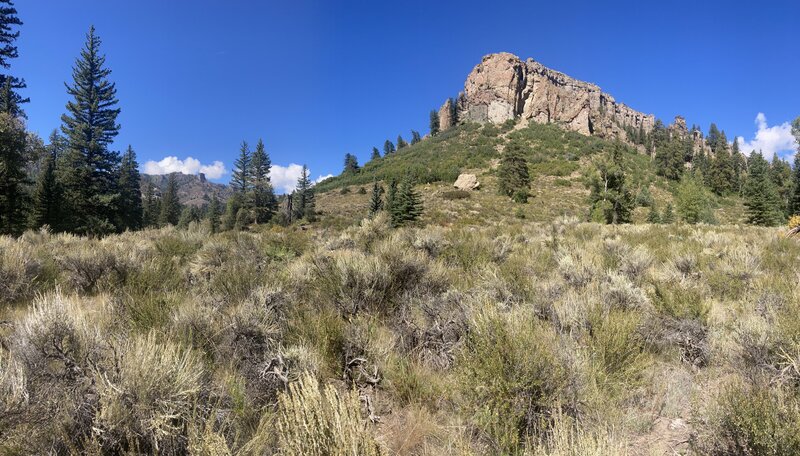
[649,120,668,156]
[646,204,661,224]
[662,203,675,224]
[448,97,458,124]
[141,180,158,228]
[731,140,745,194]
[793,117,800,143]
[429,110,440,136]
[789,152,800,216]
[497,142,531,203]
[231,140,251,194]
[383,140,395,156]
[692,150,709,182]
[343,153,359,174]
[206,195,221,233]
[59,26,121,236]
[0,112,27,235]
[368,181,384,215]
[675,171,713,224]
[0,1,27,117]
[708,135,735,195]
[250,138,277,223]
[223,192,243,231]
[292,164,315,221]
[389,179,422,227]
[29,144,61,230]
[396,135,408,150]
[410,130,421,145]
[158,173,181,226]
[791,117,800,215]
[370,147,381,161]
[743,151,782,226]
[770,154,792,217]
[116,145,142,231]
[177,205,201,229]
[706,123,722,151]
[588,144,634,224]
[385,179,397,216]
[654,136,684,180]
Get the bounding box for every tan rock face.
[452,53,655,141]
[453,173,480,191]
[438,98,455,131]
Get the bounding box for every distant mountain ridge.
[140,172,231,207]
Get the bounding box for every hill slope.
[315,121,745,228]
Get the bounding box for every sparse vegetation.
[1,214,796,454]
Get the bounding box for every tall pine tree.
[142,180,159,228]
[231,140,251,194]
[343,153,359,174]
[292,164,315,221]
[383,140,395,156]
[770,154,792,218]
[675,170,713,224]
[59,26,121,236]
[497,142,531,203]
[708,131,735,195]
[250,138,276,223]
[116,145,142,230]
[0,111,26,234]
[369,181,384,215]
[158,172,181,226]
[588,144,634,224]
[429,110,440,136]
[790,152,800,216]
[743,151,782,226]
[0,1,27,117]
[29,140,61,231]
[370,147,381,161]
[397,135,408,150]
[206,195,221,233]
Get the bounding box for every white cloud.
[736,113,799,160]
[269,164,332,194]
[270,164,305,194]
[143,156,227,179]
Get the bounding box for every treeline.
[0,3,317,237]
[593,119,800,226]
[0,2,141,237]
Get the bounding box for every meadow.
[1,213,797,455]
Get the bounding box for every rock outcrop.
[667,115,711,160]
[141,173,231,207]
[453,173,480,191]
[438,98,455,131]
[441,52,655,141]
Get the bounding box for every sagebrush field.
[2,214,798,455]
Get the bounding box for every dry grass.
[0,217,797,454]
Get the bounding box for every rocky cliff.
[141,173,231,207]
[441,52,655,141]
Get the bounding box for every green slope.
[315,120,746,226]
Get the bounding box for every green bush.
[698,381,800,455]
[458,308,569,452]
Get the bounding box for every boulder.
[453,174,480,191]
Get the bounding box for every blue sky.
[13,0,800,190]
